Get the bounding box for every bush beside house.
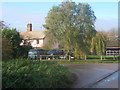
[2,59,74,88]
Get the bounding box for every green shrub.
[2,28,22,59]
[2,59,74,88]
[19,45,32,58]
[2,38,13,61]
[118,56,120,60]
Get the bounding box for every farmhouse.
[20,23,59,49]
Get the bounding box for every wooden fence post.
[85,55,87,60]
[40,55,42,60]
[101,56,102,60]
[53,55,54,59]
[69,55,70,61]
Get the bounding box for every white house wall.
[30,39,44,48]
[20,39,44,48]
[20,40,24,46]
[20,38,59,49]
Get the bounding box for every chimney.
[27,23,32,32]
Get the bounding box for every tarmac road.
[63,63,118,88]
[90,71,119,88]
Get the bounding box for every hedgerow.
[2,59,74,88]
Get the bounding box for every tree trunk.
[69,55,71,61]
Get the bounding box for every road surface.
[63,63,118,88]
[90,71,119,88]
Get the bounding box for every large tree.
[44,1,96,59]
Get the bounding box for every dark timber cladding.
[105,47,120,55]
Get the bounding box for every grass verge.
[41,59,119,64]
[60,60,119,64]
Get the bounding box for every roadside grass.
[57,60,119,64]
[87,55,118,60]
[2,58,75,88]
[57,60,118,64]
[41,59,119,64]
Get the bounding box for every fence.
[33,55,119,60]
[39,55,73,60]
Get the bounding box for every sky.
[1,1,118,32]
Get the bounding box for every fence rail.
[32,55,119,60]
[39,55,72,60]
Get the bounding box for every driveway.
[63,63,118,88]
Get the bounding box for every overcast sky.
[1,2,118,32]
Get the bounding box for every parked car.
[28,49,46,59]
[47,49,64,55]
[46,49,64,59]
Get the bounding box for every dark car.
[47,49,64,55]
[46,49,64,59]
[28,49,46,59]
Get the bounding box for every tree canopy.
[91,32,107,56]
[44,1,97,59]
[2,28,22,58]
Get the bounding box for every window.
[37,40,39,44]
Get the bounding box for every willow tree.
[91,32,107,60]
[44,1,96,59]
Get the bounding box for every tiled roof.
[20,30,47,39]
